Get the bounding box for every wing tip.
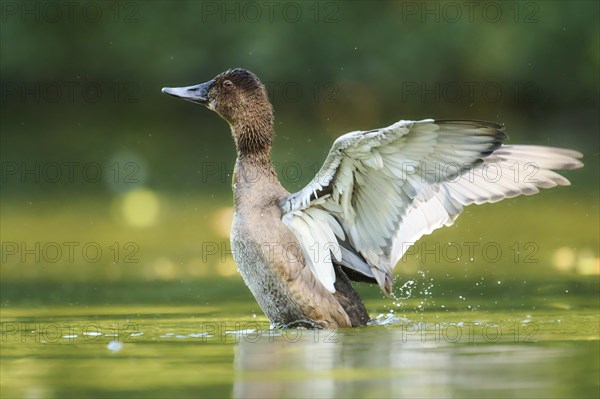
[563,158,584,170]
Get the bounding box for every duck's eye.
[223,80,233,88]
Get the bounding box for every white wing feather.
[281,119,583,294]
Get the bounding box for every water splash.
[389,270,436,313]
[369,313,411,326]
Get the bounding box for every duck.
[162,68,583,328]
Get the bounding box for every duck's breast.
[230,207,351,328]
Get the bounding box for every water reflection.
[233,325,597,398]
[1,309,597,398]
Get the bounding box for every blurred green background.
[1,0,598,307]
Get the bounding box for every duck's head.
[162,68,273,152]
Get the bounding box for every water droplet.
[107,341,123,352]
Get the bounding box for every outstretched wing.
[280,119,583,295]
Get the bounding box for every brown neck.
[232,119,283,209]
[233,123,273,161]
[231,101,274,161]
[231,113,280,192]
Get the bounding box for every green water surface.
[1,281,598,399]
